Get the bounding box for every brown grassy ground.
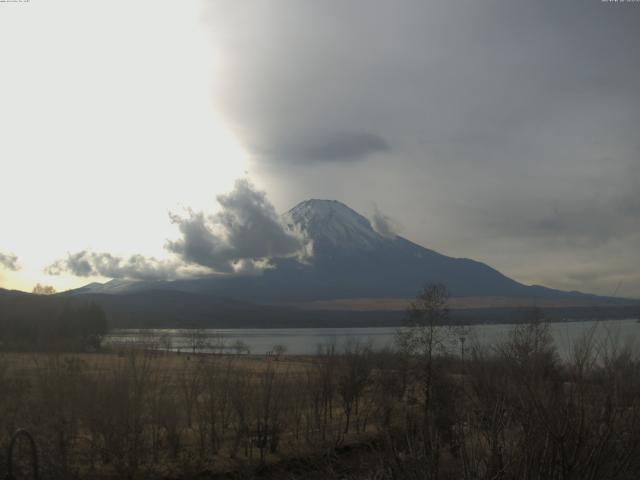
[0,349,385,479]
[286,295,631,311]
[2,350,314,375]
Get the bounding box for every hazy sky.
[1,0,639,298]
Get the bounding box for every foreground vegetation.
[1,320,640,479]
[2,286,640,479]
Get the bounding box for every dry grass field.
[0,346,393,479]
[4,320,640,479]
[288,295,632,311]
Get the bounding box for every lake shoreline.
[105,318,640,358]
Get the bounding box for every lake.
[105,318,640,359]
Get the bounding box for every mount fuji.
[74,199,622,307]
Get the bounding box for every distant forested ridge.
[0,289,107,350]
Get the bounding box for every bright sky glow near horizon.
[1,1,639,298]
[0,0,249,292]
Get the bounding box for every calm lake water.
[105,318,640,359]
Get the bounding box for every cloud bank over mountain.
[45,251,181,281]
[29,1,640,297]
[205,0,640,297]
[257,130,390,164]
[166,179,304,273]
[46,180,304,280]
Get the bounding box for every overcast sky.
[1,0,639,297]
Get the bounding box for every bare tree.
[187,329,209,354]
[197,356,236,457]
[394,284,463,477]
[272,344,287,359]
[396,284,461,409]
[178,356,204,428]
[231,339,250,355]
[337,339,372,434]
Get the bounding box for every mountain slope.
[71,199,632,306]
[285,199,386,251]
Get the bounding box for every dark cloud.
[46,180,305,280]
[167,179,304,272]
[209,0,640,173]
[45,251,180,281]
[463,163,640,249]
[259,131,389,163]
[0,251,19,271]
[206,0,640,296]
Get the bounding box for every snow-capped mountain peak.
[67,198,614,304]
[284,199,387,251]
